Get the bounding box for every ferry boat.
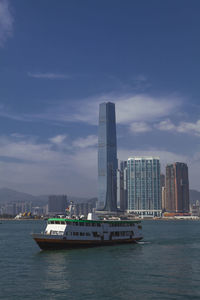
[32,216,143,250]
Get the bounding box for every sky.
[0,0,200,197]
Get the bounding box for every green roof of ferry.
[48,218,140,224]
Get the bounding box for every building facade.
[97,102,118,211]
[48,195,68,216]
[127,157,161,217]
[165,162,189,213]
[117,161,128,211]
[165,164,175,212]
[160,173,166,211]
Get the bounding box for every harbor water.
[1,220,200,299]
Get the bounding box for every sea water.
[1,220,200,299]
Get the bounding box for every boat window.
[80,223,84,226]
[55,221,60,224]
[97,223,101,227]
[93,232,99,237]
[80,232,85,236]
[61,221,65,224]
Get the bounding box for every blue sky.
[0,0,200,196]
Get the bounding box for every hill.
[0,188,39,204]
[0,187,96,206]
[189,189,200,205]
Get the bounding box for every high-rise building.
[161,186,166,211]
[165,162,189,213]
[117,161,128,211]
[127,157,161,217]
[160,173,166,211]
[165,164,175,212]
[97,102,118,211]
[160,174,165,188]
[48,195,68,216]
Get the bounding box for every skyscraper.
[160,173,166,211]
[165,162,189,213]
[127,157,161,217]
[97,102,118,211]
[48,195,68,216]
[165,164,175,212]
[117,161,128,211]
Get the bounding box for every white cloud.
[49,134,67,145]
[72,135,98,148]
[10,133,27,139]
[130,122,152,133]
[28,72,71,79]
[0,0,13,46]
[0,137,62,162]
[176,120,200,136]
[156,119,200,136]
[42,93,180,126]
[0,135,97,196]
[156,119,176,131]
[115,95,180,124]
[0,92,182,128]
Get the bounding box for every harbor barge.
[32,218,143,250]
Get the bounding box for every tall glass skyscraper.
[97,102,118,211]
[127,157,161,217]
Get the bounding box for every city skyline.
[1,1,200,196]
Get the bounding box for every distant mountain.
[189,189,200,204]
[0,188,48,206]
[0,187,96,206]
[0,188,36,203]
